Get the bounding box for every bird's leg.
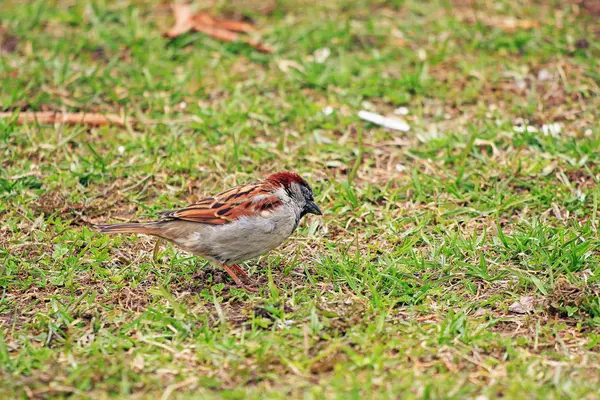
[221,264,258,292]
[221,265,244,285]
[230,263,247,278]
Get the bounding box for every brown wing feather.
[158,181,283,224]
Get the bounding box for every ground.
[1,0,600,398]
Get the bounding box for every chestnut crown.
[267,171,321,217]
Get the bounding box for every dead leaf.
[473,139,499,157]
[0,111,203,127]
[508,296,536,314]
[277,59,305,73]
[165,4,271,53]
[130,355,145,372]
[0,111,130,127]
[489,16,539,31]
[575,38,589,49]
[582,0,600,17]
[0,32,18,53]
[460,14,540,32]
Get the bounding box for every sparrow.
[96,171,322,291]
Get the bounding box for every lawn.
[1,0,600,398]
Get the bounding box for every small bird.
[96,171,322,291]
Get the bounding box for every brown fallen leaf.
[0,111,203,126]
[486,16,539,31]
[0,111,130,127]
[0,31,19,53]
[508,296,536,314]
[582,0,600,17]
[1,111,204,127]
[460,14,540,32]
[165,4,271,53]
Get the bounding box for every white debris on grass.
[512,118,538,133]
[313,130,333,144]
[313,47,331,64]
[276,320,295,329]
[394,106,409,116]
[322,106,334,116]
[515,79,527,91]
[325,160,343,168]
[541,123,562,137]
[417,130,442,142]
[277,59,305,73]
[361,101,375,111]
[537,69,553,81]
[512,124,538,133]
[358,110,410,132]
[513,118,562,137]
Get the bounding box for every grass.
[1,0,600,398]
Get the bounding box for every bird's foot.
[221,264,258,293]
[236,283,259,293]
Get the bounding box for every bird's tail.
[95,222,161,235]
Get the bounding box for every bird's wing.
[158,182,283,225]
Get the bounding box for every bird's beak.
[305,201,322,216]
